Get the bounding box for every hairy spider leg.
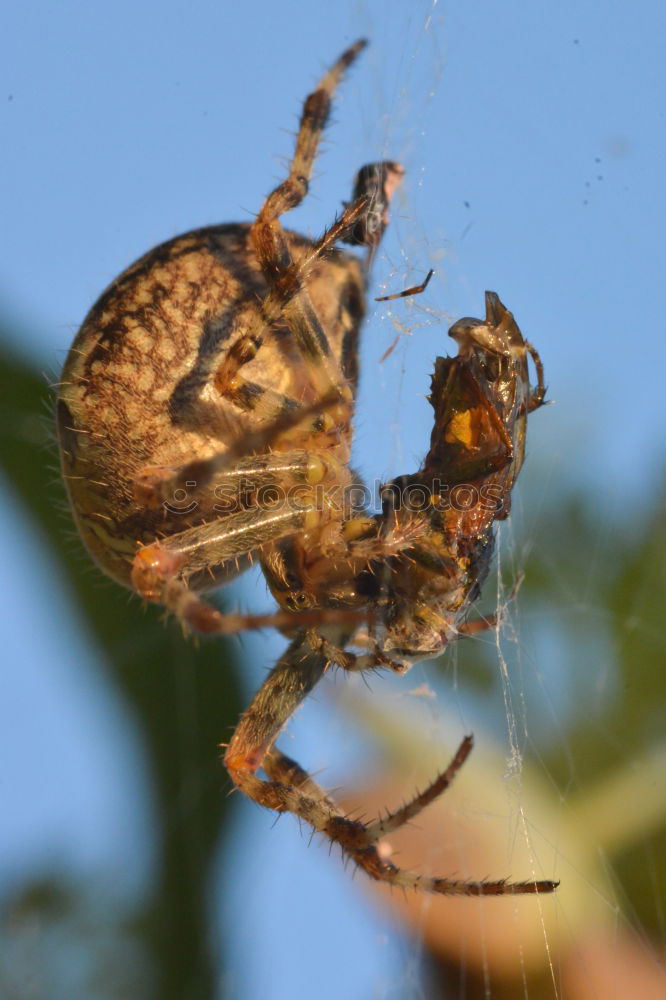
[212,197,374,424]
[246,163,402,400]
[253,38,368,263]
[219,41,368,406]
[266,744,557,896]
[133,389,346,509]
[208,166,403,466]
[212,197,402,426]
[131,449,411,638]
[263,746,342,815]
[215,39,403,411]
[131,449,351,630]
[225,644,558,896]
[133,44,407,600]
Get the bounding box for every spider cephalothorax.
[57,41,556,896]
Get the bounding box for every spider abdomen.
[57,223,365,586]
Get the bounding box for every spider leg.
[263,747,342,816]
[224,629,337,794]
[363,736,474,841]
[252,39,368,255]
[251,163,402,402]
[224,633,557,896]
[131,447,348,622]
[179,605,370,637]
[207,43,405,436]
[237,40,403,400]
[245,40,367,400]
[220,163,402,410]
[134,408,346,509]
[133,541,367,638]
[213,197,374,413]
[132,501,308,627]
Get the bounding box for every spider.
[56,40,556,897]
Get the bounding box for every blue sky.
[1,1,665,996]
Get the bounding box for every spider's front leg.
[214,155,404,418]
[228,39,404,403]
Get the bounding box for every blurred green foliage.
[0,336,243,998]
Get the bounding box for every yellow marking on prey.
[445,409,475,447]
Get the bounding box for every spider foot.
[345,843,558,897]
[316,735,475,850]
[323,735,559,896]
[229,739,558,896]
[365,734,475,841]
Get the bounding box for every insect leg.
[375,269,434,302]
[525,339,547,410]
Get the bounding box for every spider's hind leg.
[264,747,343,817]
[224,631,558,897]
